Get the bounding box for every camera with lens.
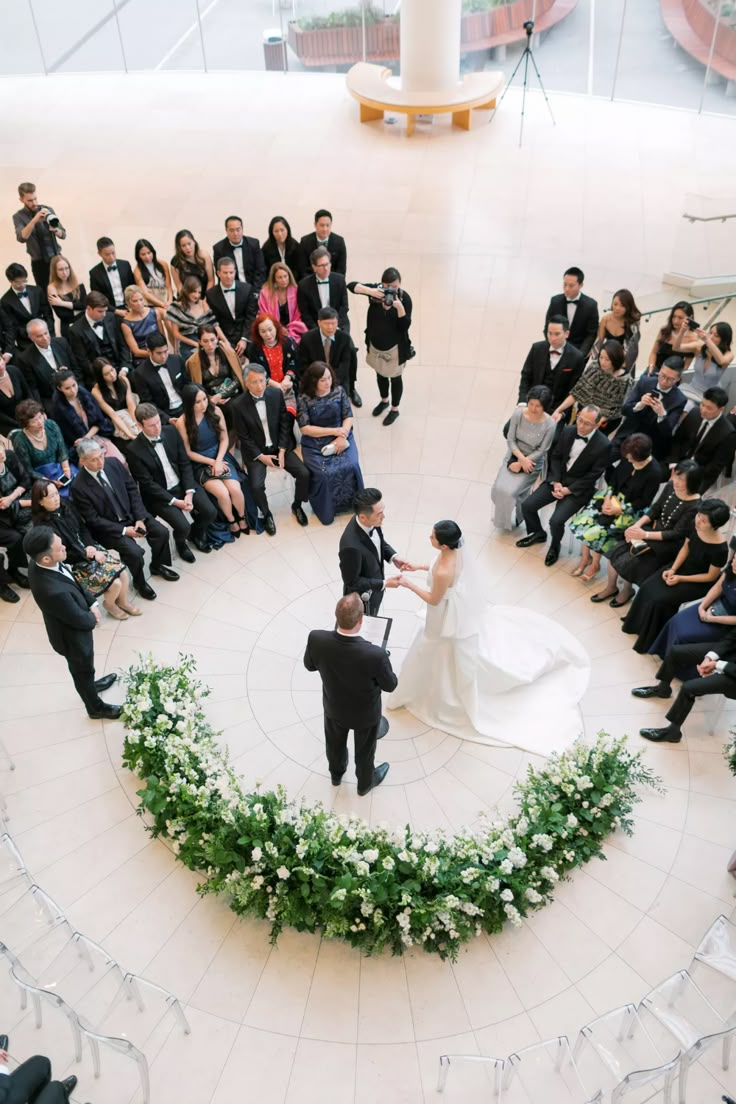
[46,213,60,229]
[381,285,399,307]
[523,19,534,34]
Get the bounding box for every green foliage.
[724,729,736,776]
[462,0,508,12]
[122,654,663,961]
[296,5,394,31]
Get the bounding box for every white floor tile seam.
[11,781,122,842]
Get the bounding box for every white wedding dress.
[386,552,590,756]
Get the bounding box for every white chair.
[437,1052,504,1095]
[573,1003,680,1104]
[499,1036,602,1103]
[0,833,31,902]
[692,913,736,1021]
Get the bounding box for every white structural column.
[399,0,462,93]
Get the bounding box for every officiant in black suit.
[339,487,413,615]
[304,593,396,795]
[205,257,256,358]
[0,263,53,355]
[298,307,360,403]
[517,405,611,566]
[230,364,310,535]
[297,247,350,333]
[127,403,217,560]
[69,291,131,385]
[23,525,121,719]
[544,267,599,359]
[88,237,135,311]
[517,316,585,409]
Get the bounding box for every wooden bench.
[346,62,504,136]
[660,0,736,87]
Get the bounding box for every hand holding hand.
[333,437,348,454]
[698,658,717,677]
[259,454,278,467]
[393,558,415,572]
[385,574,402,589]
[508,460,522,473]
[698,605,709,622]
[520,456,535,473]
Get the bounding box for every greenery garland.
[725,730,736,777]
[121,654,662,961]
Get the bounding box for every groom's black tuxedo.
[339,517,396,615]
[304,628,397,790]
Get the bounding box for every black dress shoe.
[378,716,389,739]
[291,503,309,527]
[545,545,560,567]
[61,1075,78,1097]
[192,536,212,553]
[640,725,682,743]
[372,400,389,417]
[632,683,672,699]
[9,570,30,589]
[516,531,547,548]
[0,585,19,604]
[330,772,344,786]
[350,389,362,407]
[87,703,122,720]
[590,591,616,603]
[151,565,180,582]
[383,409,400,426]
[176,543,196,564]
[0,1034,8,1051]
[263,514,277,536]
[358,762,389,796]
[94,673,118,693]
[137,581,157,601]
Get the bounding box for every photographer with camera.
[13,182,66,291]
[348,268,413,426]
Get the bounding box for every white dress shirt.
[106,264,124,307]
[356,516,382,561]
[148,436,179,492]
[567,432,591,469]
[231,245,245,282]
[549,341,566,367]
[317,280,330,309]
[566,296,581,326]
[39,344,58,368]
[17,290,32,314]
[222,285,237,318]
[85,311,104,339]
[154,362,182,411]
[705,650,728,673]
[254,396,273,447]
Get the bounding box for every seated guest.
[298,361,364,526]
[135,332,185,421]
[674,322,733,403]
[258,263,307,344]
[592,459,702,607]
[0,1046,79,1103]
[0,356,32,434]
[298,306,360,405]
[90,357,140,447]
[586,289,641,376]
[544,266,599,359]
[262,215,305,280]
[47,254,87,340]
[622,498,729,653]
[213,215,266,291]
[516,405,610,566]
[552,340,629,431]
[646,301,694,373]
[88,236,135,312]
[230,364,310,535]
[177,383,250,538]
[171,228,214,298]
[32,478,139,620]
[127,402,217,560]
[11,399,76,494]
[186,323,244,420]
[246,314,298,415]
[51,370,125,464]
[205,256,256,359]
[297,247,350,333]
[69,290,132,385]
[119,285,166,371]
[18,318,78,408]
[611,356,687,462]
[649,553,736,661]
[71,436,179,600]
[669,386,736,491]
[569,433,662,582]
[299,209,347,276]
[517,316,585,411]
[633,627,736,743]
[133,238,173,308]
[165,276,219,362]
[0,438,32,602]
[0,262,53,355]
[491,385,555,531]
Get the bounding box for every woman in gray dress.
[491,385,555,530]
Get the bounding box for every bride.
[386,520,590,755]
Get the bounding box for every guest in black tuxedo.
[298,307,360,404]
[135,333,185,421]
[0,358,32,435]
[669,386,736,491]
[262,215,305,281]
[299,209,347,277]
[0,1045,79,1104]
[544,266,599,359]
[71,437,178,601]
[0,263,53,355]
[18,319,78,407]
[517,405,611,566]
[0,439,32,603]
[517,315,585,409]
[297,247,350,333]
[69,291,132,386]
[304,593,396,795]
[23,525,121,719]
[212,216,266,292]
[611,357,687,462]
[206,257,256,358]
[127,403,216,560]
[13,181,66,290]
[88,237,135,312]
[230,365,309,535]
[338,487,413,615]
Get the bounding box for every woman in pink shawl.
[257,262,307,344]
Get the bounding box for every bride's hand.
[385,574,402,589]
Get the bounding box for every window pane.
[115,0,204,70]
[30,0,125,73]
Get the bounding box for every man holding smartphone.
[610,356,687,462]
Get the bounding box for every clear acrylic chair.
[437,1052,504,1095]
[499,1036,602,1103]
[572,1003,680,1104]
[639,969,736,1104]
[692,913,736,1021]
[0,833,31,901]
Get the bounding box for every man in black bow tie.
[544,266,599,359]
[339,487,415,614]
[297,246,350,332]
[0,262,53,355]
[88,236,135,313]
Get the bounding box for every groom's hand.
[393,558,414,571]
[385,575,402,589]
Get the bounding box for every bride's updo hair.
[433,520,463,549]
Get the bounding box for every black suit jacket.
[297,327,356,388]
[0,285,53,354]
[545,293,599,359]
[262,238,305,281]
[27,559,96,661]
[670,409,736,490]
[299,232,347,276]
[88,259,135,306]
[206,282,256,346]
[135,355,185,417]
[0,366,31,433]
[71,458,148,542]
[297,273,349,332]
[547,425,611,499]
[230,388,293,461]
[69,313,132,385]
[615,375,687,461]
[127,426,196,514]
[339,517,397,599]
[517,340,585,405]
[19,336,78,399]
[304,629,397,728]
[212,236,266,291]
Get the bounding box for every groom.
[339,488,414,615]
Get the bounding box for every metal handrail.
[683,212,736,223]
[641,291,736,321]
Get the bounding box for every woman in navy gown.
[297,361,363,525]
[649,553,736,672]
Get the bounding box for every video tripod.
[493,20,555,148]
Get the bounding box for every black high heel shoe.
[229,519,241,539]
[233,508,250,536]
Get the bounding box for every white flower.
[499,859,513,875]
[252,875,264,889]
[508,847,527,869]
[362,849,379,863]
[355,860,370,877]
[500,888,514,902]
[525,888,542,903]
[276,866,290,880]
[251,846,262,862]
[382,857,395,871]
[566,814,578,828]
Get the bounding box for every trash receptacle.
[263,29,287,72]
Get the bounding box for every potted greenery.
[288,5,399,67]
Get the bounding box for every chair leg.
[136,1052,151,1104]
[167,995,191,1034]
[678,1055,690,1104]
[663,1064,676,1104]
[437,1056,450,1092]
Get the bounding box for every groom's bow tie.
[368,527,376,536]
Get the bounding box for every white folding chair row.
[573,1003,680,1104]
[439,1036,601,1102]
